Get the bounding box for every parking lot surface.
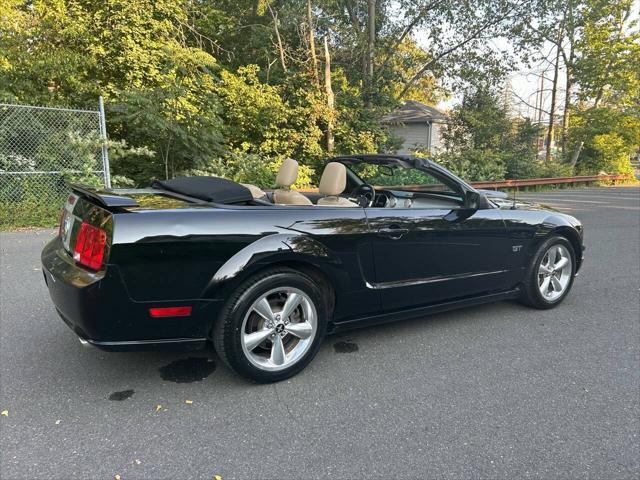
[1,186,639,479]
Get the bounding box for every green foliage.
[1,0,537,193]
[503,119,544,179]
[437,88,513,181]
[564,0,639,172]
[0,199,61,229]
[436,88,578,181]
[1,0,636,226]
[0,174,64,229]
[198,153,314,190]
[580,133,636,175]
[214,66,323,161]
[330,68,392,157]
[573,0,639,109]
[571,106,640,174]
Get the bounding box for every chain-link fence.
[0,100,110,225]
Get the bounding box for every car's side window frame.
[363,166,468,211]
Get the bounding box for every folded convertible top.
[151,176,253,204]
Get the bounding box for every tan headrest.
[319,162,347,196]
[276,158,298,187]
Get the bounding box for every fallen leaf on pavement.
[155,405,162,412]
[1,410,7,417]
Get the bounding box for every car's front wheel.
[213,267,327,382]
[519,235,576,309]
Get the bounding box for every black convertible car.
[42,154,584,382]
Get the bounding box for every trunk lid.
[59,184,207,270]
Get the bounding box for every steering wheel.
[350,183,375,207]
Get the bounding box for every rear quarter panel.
[109,206,379,321]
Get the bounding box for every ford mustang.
[41,154,585,382]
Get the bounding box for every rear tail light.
[73,222,107,271]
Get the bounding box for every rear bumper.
[74,329,206,352]
[41,237,216,351]
[57,308,206,352]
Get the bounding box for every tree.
[569,0,639,171]
[9,0,632,188]
[306,0,320,87]
[323,36,335,153]
[518,0,638,172]
[438,87,548,181]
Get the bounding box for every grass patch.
[0,201,61,230]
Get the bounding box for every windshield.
[348,163,461,195]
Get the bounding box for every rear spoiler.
[69,184,139,208]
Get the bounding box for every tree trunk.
[561,1,575,159]
[307,0,320,87]
[324,35,335,153]
[570,78,606,168]
[269,5,287,72]
[366,0,375,107]
[545,41,562,162]
[536,72,544,124]
[570,140,583,167]
[561,72,572,158]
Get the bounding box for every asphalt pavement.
[1,186,639,479]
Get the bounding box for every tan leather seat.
[273,158,313,205]
[241,183,266,199]
[317,162,358,207]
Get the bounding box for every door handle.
[378,226,409,239]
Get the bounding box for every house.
[382,100,446,154]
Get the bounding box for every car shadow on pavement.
[35,298,538,390]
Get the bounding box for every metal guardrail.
[469,174,633,190]
[300,174,633,193]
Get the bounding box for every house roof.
[382,100,446,124]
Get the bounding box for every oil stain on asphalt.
[333,341,359,353]
[159,357,216,383]
[109,389,135,401]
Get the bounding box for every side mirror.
[464,190,481,210]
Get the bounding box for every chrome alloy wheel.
[241,287,318,372]
[538,244,572,301]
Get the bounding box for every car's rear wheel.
[213,267,327,382]
[519,235,576,309]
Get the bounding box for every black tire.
[212,267,328,383]
[519,235,576,309]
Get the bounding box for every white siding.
[430,121,443,152]
[389,122,431,154]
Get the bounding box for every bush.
[577,133,635,176]
[189,152,315,189]
[432,149,508,181]
[0,196,61,230]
